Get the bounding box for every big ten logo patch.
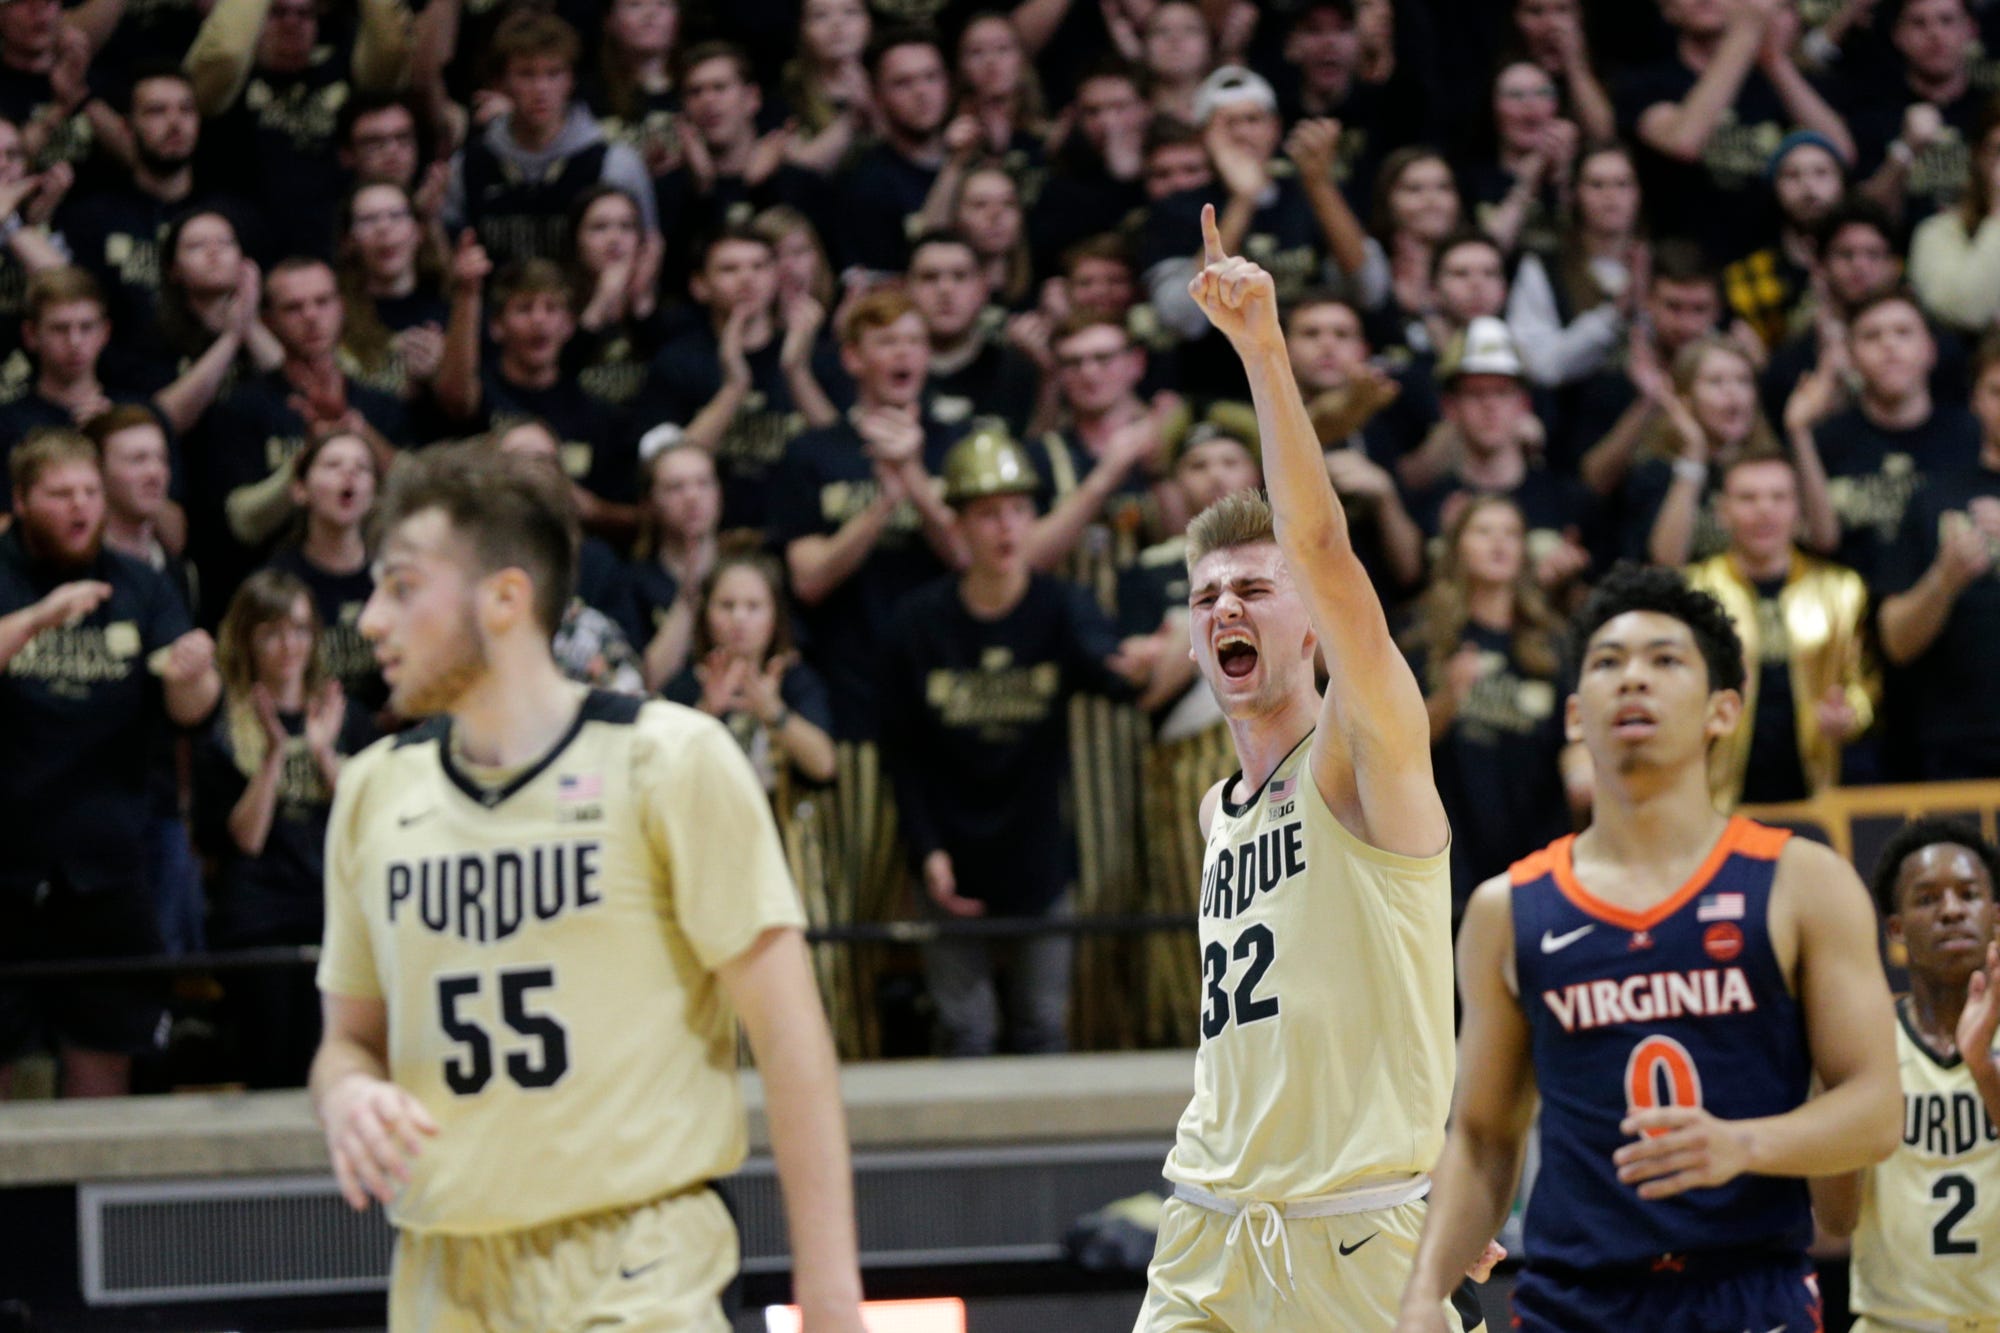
[925,649,1061,735]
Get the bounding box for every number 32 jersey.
[1510,816,1811,1270]
[1164,733,1457,1202]
[317,692,806,1235]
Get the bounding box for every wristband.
[1672,457,1708,484]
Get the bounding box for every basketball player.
[1132,206,1487,1330]
[1396,563,1903,1333]
[308,445,865,1331]
[1814,819,2000,1331]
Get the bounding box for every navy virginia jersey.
[1512,816,1812,1271]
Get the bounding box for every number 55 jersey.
[1164,732,1457,1202]
[1509,816,1812,1269]
[317,692,806,1234]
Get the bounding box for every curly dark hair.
[1565,562,1745,695]
[1869,817,2000,918]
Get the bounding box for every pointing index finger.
[1200,202,1224,267]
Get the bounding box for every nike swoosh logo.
[1541,924,1595,953]
[1338,1232,1378,1256]
[620,1258,665,1280]
[398,809,435,828]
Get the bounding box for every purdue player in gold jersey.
[1815,819,2000,1332]
[308,445,864,1332]
[1132,206,1492,1330]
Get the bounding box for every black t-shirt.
[194,702,374,943]
[1615,57,1793,263]
[1406,621,1569,912]
[263,546,382,709]
[881,573,1130,915]
[57,184,238,336]
[1843,81,1986,225]
[481,365,635,504]
[1622,455,1728,564]
[1762,323,1968,424]
[632,321,851,531]
[1739,574,1811,805]
[0,531,192,892]
[833,143,940,275]
[662,658,834,792]
[924,331,1042,441]
[654,162,832,294]
[1410,464,1598,573]
[1026,160,1144,284]
[768,414,959,741]
[1875,464,2000,779]
[627,556,679,647]
[1814,403,1983,581]
[197,44,359,261]
[0,64,98,174]
[187,369,409,607]
[576,536,646,649]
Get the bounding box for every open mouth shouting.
[1215,630,1259,681]
[1611,701,1657,742]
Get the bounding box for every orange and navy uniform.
[1507,816,1823,1333]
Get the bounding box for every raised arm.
[1395,876,1536,1332]
[1188,202,1445,857]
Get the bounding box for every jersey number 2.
[1932,1174,1979,1256]
[1624,1034,1703,1135]
[1201,923,1279,1039]
[435,966,571,1095]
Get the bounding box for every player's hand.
[1188,204,1280,355]
[1614,1105,1757,1198]
[1466,1239,1507,1282]
[924,850,985,917]
[1959,939,2000,1078]
[321,1072,439,1210]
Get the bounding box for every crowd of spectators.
[2,0,2000,1089]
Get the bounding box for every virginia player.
[1397,563,1901,1332]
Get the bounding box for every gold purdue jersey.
[317,691,807,1235]
[1850,1003,2000,1329]
[1165,733,1456,1201]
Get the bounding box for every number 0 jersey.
[317,692,806,1235]
[1849,1005,2000,1327]
[1164,732,1456,1202]
[1510,817,1811,1271]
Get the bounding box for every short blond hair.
[1185,489,1275,569]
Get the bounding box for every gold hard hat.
[943,422,1040,505]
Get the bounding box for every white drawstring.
[1223,1199,1294,1296]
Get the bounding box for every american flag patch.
[557,773,602,802]
[1696,892,1744,922]
[1268,775,1296,803]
